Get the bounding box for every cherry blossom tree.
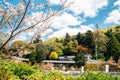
[0,0,70,50]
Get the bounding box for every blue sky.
[5,0,120,41]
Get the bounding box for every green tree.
[93,29,107,59]
[57,49,63,56]
[115,25,120,32]
[63,33,71,46]
[29,49,36,64]
[11,40,27,49]
[10,40,28,57]
[115,32,120,43]
[105,34,120,63]
[76,32,83,45]
[114,26,120,42]
[49,51,58,60]
[74,52,86,67]
[83,30,95,54]
[63,40,78,56]
[104,28,113,38]
[33,35,42,44]
[29,44,47,64]
[44,38,63,56]
[35,48,46,63]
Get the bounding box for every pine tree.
[115,26,120,43]
[76,32,83,45]
[63,33,70,46]
[105,34,120,63]
[83,30,95,54]
[84,30,94,48]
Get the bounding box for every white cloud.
[25,11,45,27]
[49,0,108,17]
[105,0,120,24]
[49,0,62,5]
[80,25,94,32]
[51,12,84,29]
[48,25,94,38]
[48,27,79,38]
[27,32,34,37]
[105,4,120,24]
[105,10,120,24]
[69,0,108,17]
[41,28,53,37]
[114,0,120,6]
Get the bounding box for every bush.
[0,59,40,79]
[84,71,120,80]
[74,52,86,67]
[13,63,38,79]
[29,47,46,64]
[49,51,58,60]
[0,59,120,80]
[0,66,20,80]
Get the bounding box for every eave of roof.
[42,60,75,63]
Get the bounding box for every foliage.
[11,40,27,49]
[10,40,28,56]
[83,30,95,54]
[105,34,120,63]
[76,32,84,45]
[43,25,119,61]
[93,30,107,54]
[115,32,120,43]
[57,49,63,56]
[29,48,36,64]
[0,59,39,79]
[114,26,120,42]
[24,71,120,80]
[74,52,86,67]
[49,42,63,55]
[99,53,105,59]
[63,33,71,46]
[0,0,68,50]
[44,38,63,56]
[104,29,113,38]
[49,51,58,60]
[85,61,105,71]
[63,40,78,55]
[29,44,46,63]
[35,47,46,63]
[0,59,120,80]
[84,71,120,80]
[0,51,2,58]
[29,43,48,64]
[77,45,89,52]
[33,35,42,43]
[0,66,19,80]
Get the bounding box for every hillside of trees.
[43,25,120,63]
[0,25,120,66]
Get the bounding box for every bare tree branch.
[0,0,30,50]
[0,0,69,51]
